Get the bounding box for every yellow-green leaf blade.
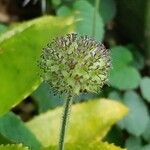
[26,99,128,147]
[0,16,74,116]
[44,141,126,150]
[0,144,28,150]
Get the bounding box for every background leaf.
[74,0,104,41]
[87,0,117,24]
[125,136,142,150]
[0,144,28,150]
[31,83,63,113]
[0,16,74,116]
[140,77,150,102]
[142,120,150,143]
[0,24,8,35]
[57,0,104,41]
[0,112,41,150]
[119,91,149,136]
[142,145,150,150]
[26,99,128,147]
[57,6,72,16]
[99,0,116,24]
[109,67,141,90]
[109,46,141,90]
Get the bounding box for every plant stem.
[41,0,47,15]
[58,96,73,150]
[92,0,100,37]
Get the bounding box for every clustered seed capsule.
[38,33,111,96]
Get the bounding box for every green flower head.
[38,33,111,96]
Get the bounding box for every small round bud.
[38,33,111,96]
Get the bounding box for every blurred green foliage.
[0,0,150,149]
[0,113,41,150]
[0,144,28,150]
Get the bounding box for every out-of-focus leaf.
[105,126,124,147]
[51,0,61,7]
[0,112,41,150]
[57,0,104,41]
[109,46,141,90]
[100,0,116,24]
[87,0,116,24]
[127,44,144,70]
[32,83,63,113]
[111,46,133,68]
[142,145,150,150]
[0,133,11,144]
[0,24,8,35]
[108,91,122,101]
[74,0,104,41]
[125,136,142,150]
[0,16,74,116]
[109,66,141,90]
[0,144,28,150]
[57,5,72,16]
[44,141,126,150]
[26,99,128,147]
[140,77,150,102]
[142,120,150,142]
[120,91,149,136]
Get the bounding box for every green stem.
[41,0,47,15]
[58,96,73,150]
[92,0,100,37]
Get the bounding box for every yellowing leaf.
[44,141,126,150]
[26,99,128,147]
[0,16,74,116]
[0,144,28,150]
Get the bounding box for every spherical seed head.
[38,33,111,96]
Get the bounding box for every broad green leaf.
[88,0,116,24]
[127,44,144,70]
[100,0,116,24]
[108,92,125,129]
[109,46,141,90]
[109,66,141,90]
[0,144,28,150]
[44,141,126,150]
[120,91,149,136]
[26,99,128,147]
[125,136,142,150]
[142,145,150,150]
[0,16,74,116]
[140,77,150,102]
[0,112,41,150]
[57,0,104,41]
[51,0,61,7]
[0,24,8,35]
[108,91,122,101]
[111,46,133,68]
[32,83,63,113]
[142,120,150,142]
[74,0,104,41]
[57,6,72,16]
